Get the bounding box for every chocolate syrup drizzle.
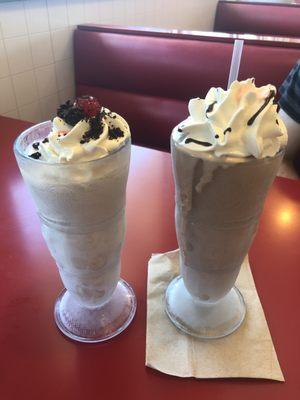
[224,127,232,135]
[247,90,276,126]
[206,101,217,116]
[183,85,276,150]
[185,138,212,147]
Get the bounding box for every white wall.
[0,0,218,123]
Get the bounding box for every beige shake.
[14,96,136,343]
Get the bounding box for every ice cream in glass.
[165,79,287,339]
[14,96,136,343]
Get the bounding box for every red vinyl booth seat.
[214,1,300,37]
[74,25,300,152]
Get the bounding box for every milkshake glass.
[14,103,136,343]
[165,79,287,339]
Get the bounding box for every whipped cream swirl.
[27,100,130,163]
[173,79,287,158]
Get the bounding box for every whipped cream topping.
[173,79,287,159]
[26,99,130,163]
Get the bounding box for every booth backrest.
[74,25,300,151]
[214,1,300,37]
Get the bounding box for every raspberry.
[75,96,101,118]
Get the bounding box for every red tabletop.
[1,116,300,400]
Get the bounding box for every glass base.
[54,279,137,343]
[165,276,246,339]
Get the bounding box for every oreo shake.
[14,96,136,342]
[166,79,287,338]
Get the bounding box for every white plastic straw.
[227,39,244,89]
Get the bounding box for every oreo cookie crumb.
[57,100,72,119]
[64,107,85,126]
[32,142,39,150]
[80,111,105,144]
[29,152,41,159]
[42,137,49,143]
[108,127,124,140]
[57,100,85,126]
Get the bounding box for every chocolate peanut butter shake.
[166,79,287,339]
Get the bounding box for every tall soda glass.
[14,121,136,343]
[165,80,286,339]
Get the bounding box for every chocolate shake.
[165,79,287,339]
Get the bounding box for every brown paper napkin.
[146,249,284,381]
